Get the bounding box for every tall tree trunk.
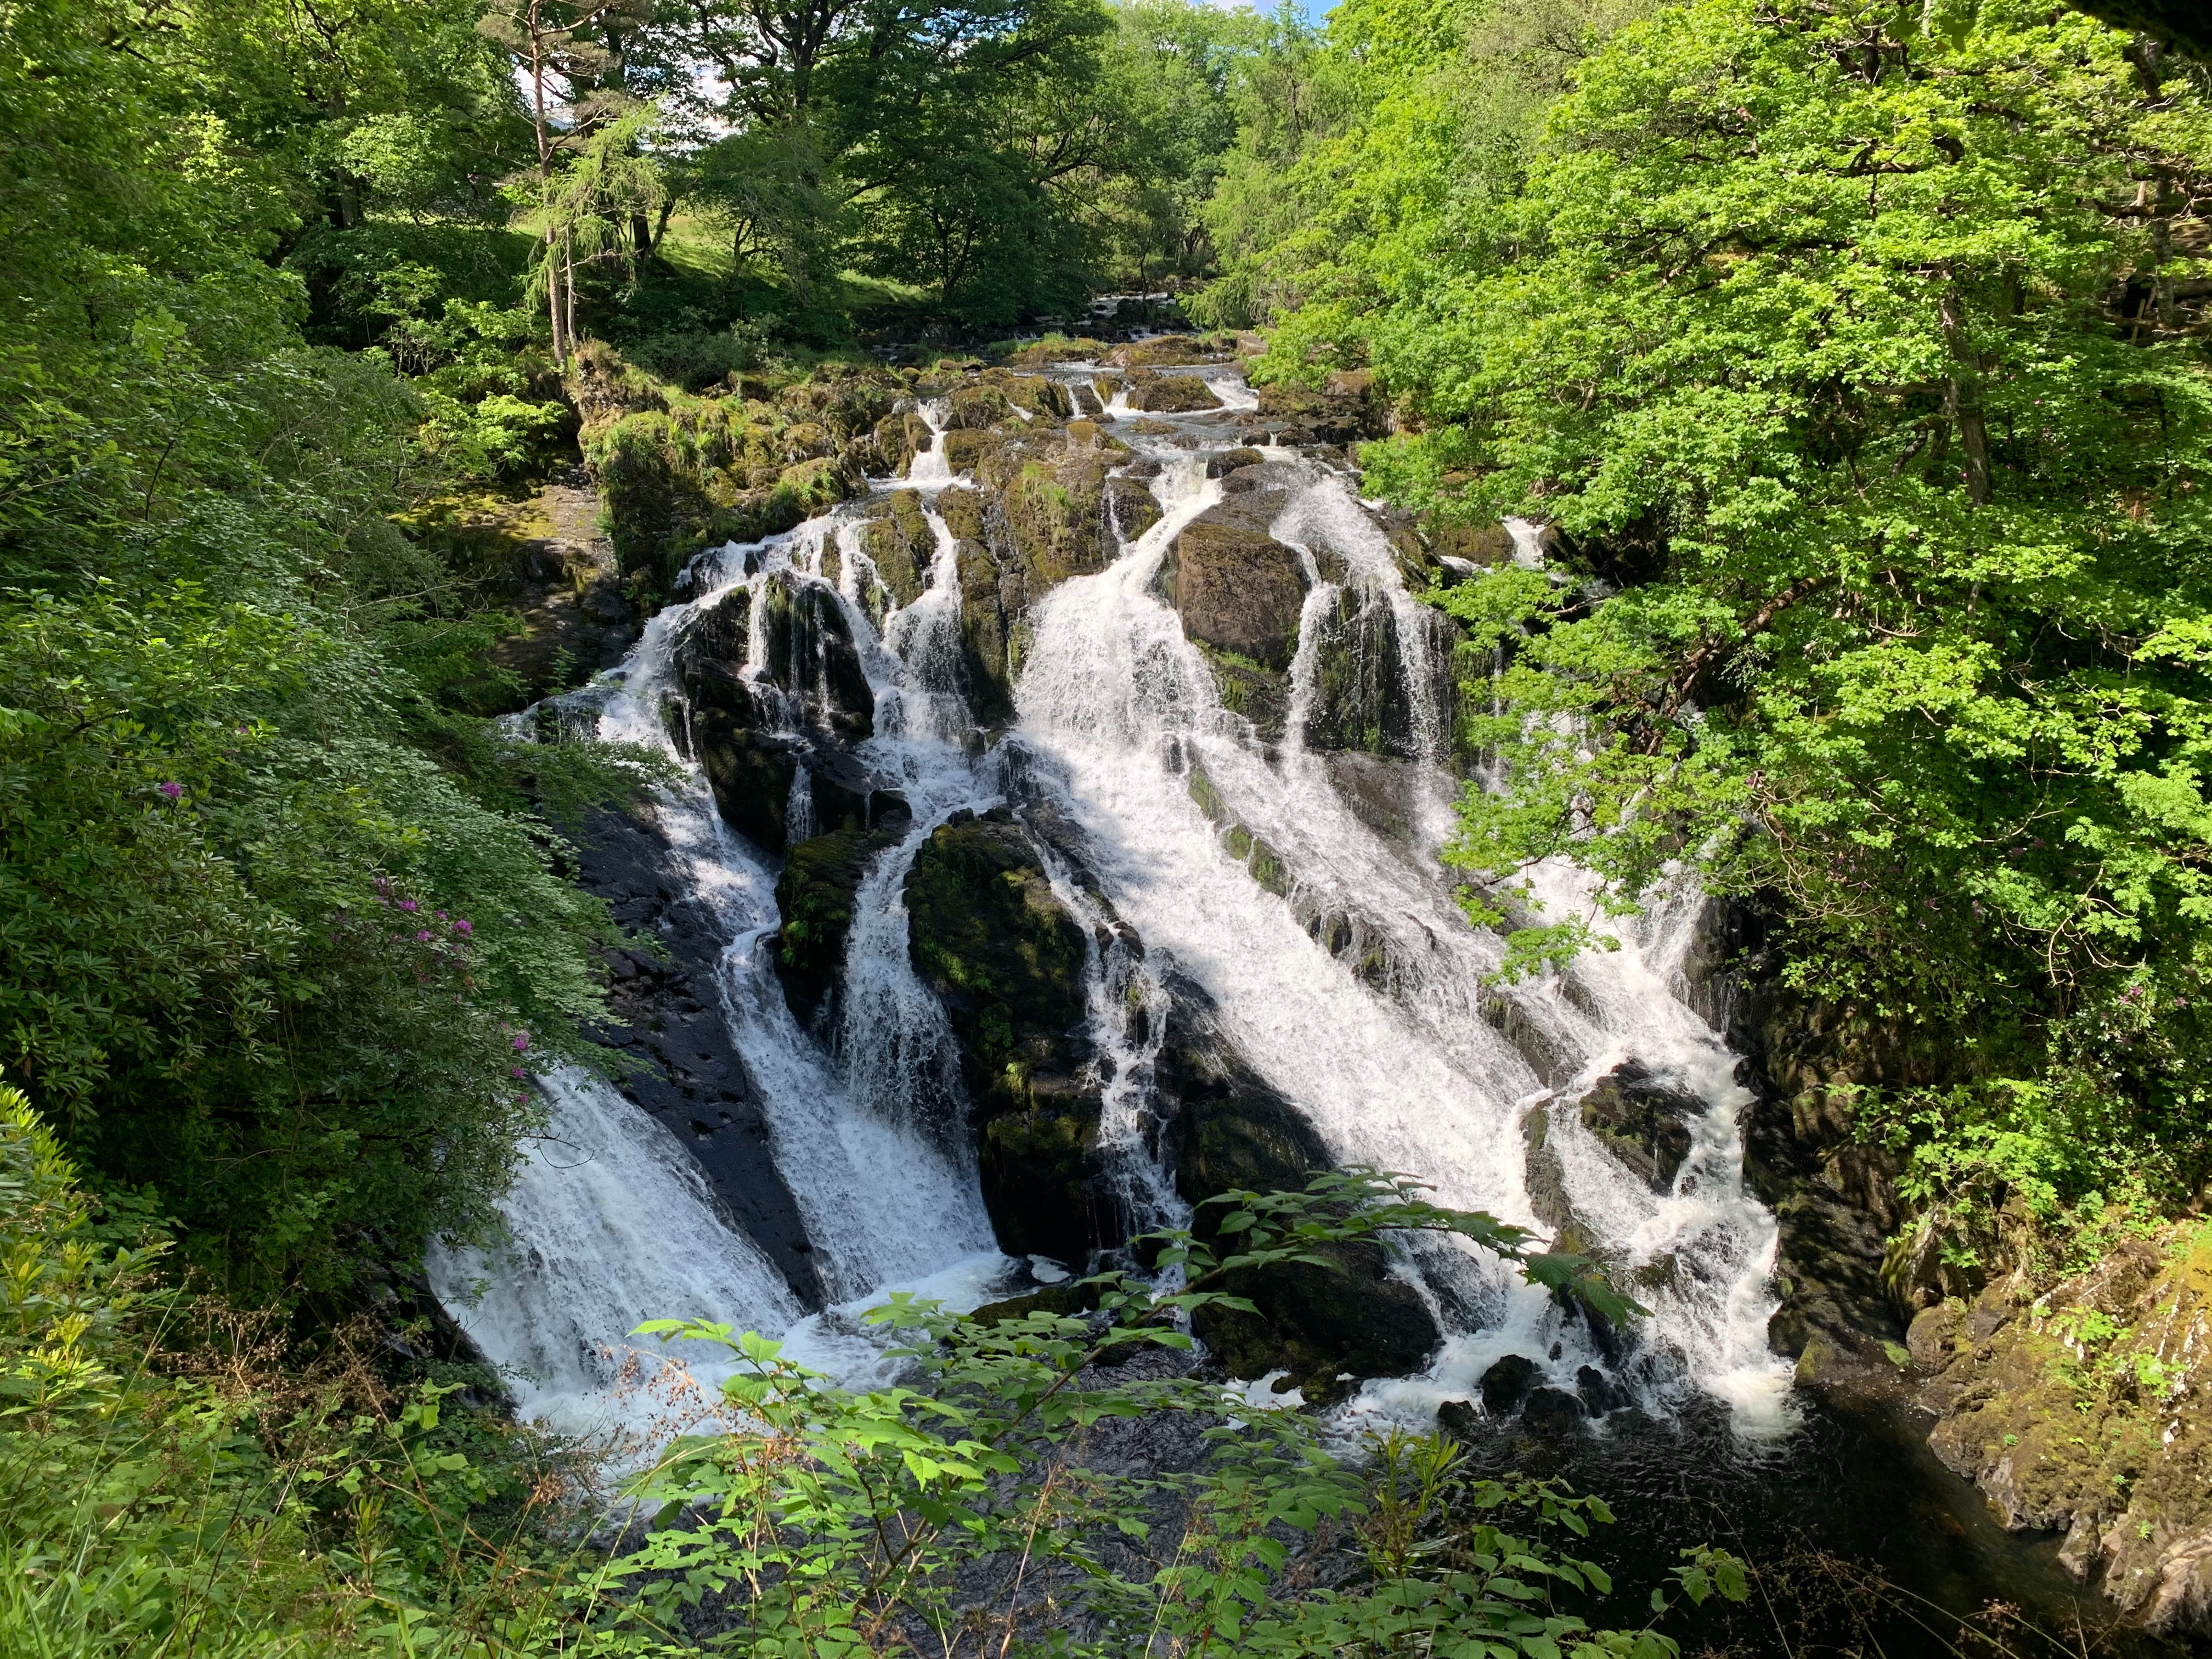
[1939,286,1990,507]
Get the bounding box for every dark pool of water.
[1451,1387,2184,1657]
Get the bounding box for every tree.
[478,0,656,363]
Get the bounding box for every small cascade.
[427,1068,804,1445]
[906,398,955,488]
[1031,835,1186,1253]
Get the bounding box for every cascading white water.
[442,355,1793,1450]
[427,1067,804,1446]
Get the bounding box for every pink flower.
[453,919,472,936]
[157,782,183,800]
[512,1031,530,1053]
[415,930,432,943]
[398,899,418,914]
[510,1066,527,1079]
[435,910,448,921]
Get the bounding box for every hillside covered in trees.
[6,0,2212,1652]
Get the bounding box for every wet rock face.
[563,804,823,1307]
[904,808,1107,1266]
[1304,581,1434,760]
[675,577,905,853]
[773,827,905,1029]
[1480,1353,1539,1413]
[1908,1231,2212,1638]
[1159,495,1308,670]
[1577,1060,1699,1193]
[1155,977,1442,1403]
[850,488,934,618]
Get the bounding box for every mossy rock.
[1159,496,1307,671]
[774,827,904,1025]
[1576,1060,1699,1193]
[1125,370,1223,413]
[905,808,1104,1263]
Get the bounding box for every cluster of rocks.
[1902,1231,2212,1637]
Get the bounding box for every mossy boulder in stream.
[1158,495,1308,670]
[905,807,1104,1265]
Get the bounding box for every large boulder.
[1159,495,1308,670]
[1125,369,1223,413]
[905,808,1105,1265]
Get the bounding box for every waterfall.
[443,357,1793,1448]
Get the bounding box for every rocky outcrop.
[1908,1227,2212,1638]
[563,803,823,1306]
[1576,1060,1698,1193]
[1158,495,1308,670]
[1302,579,1453,761]
[1235,369,1387,447]
[905,807,1105,1266]
[1154,975,1441,1404]
[583,358,896,602]
[419,465,635,714]
[675,576,906,853]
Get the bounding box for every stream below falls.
[427,359,2153,1655]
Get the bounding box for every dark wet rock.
[1205,447,1268,478]
[673,575,902,851]
[906,808,1105,1266]
[1480,1353,1540,1414]
[1105,476,1163,544]
[971,1282,1098,1324]
[773,828,905,1028]
[1522,1386,1588,1436]
[1488,998,1575,1090]
[1304,579,1453,761]
[1159,495,1307,670]
[1248,370,1386,446]
[757,572,874,740]
[561,803,823,1305]
[1576,1364,1631,1416]
[1319,752,1421,846]
[1577,1060,1700,1193]
[1155,975,1441,1403]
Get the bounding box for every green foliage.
[0,0,650,1295]
[580,1173,1717,1658]
[1223,0,2212,1228]
[0,1084,591,1659]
